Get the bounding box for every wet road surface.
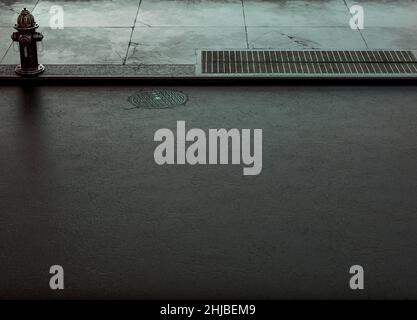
[1,85,417,299]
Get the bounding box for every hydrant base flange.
[15,64,45,76]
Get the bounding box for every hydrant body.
[11,8,45,76]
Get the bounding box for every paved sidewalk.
[1,0,417,65]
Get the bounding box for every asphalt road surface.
[1,85,417,299]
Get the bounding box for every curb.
[1,64,417,84]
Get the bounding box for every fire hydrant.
[11,8,45,76]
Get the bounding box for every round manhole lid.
[128,90,188,109]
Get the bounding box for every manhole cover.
[128,90,188,109]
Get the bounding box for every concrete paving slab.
[346,0,417,28]
[0,27,11,62]
[362,27,417,49]
[1,0,416,68]
[3,27,131,64]
[126,27,247,64]
[32,0,141,27]
[0,1,37,27]
[243,0,351,27]
[247,26,367,49]
[136,0,244,27]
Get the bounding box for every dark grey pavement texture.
[1,85,417,299]
[0,64,197,78]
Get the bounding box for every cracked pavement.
[1,1,417,64]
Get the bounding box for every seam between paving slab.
[342,0,369,49]
[1,0,40,63]
[123,0,142,65]
[240,0,249,49]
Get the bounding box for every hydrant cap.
[15,8,37,30]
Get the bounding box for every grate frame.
[197,49,417,78]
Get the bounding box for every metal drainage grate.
[201,50,417,75]
[128,90,188,109]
